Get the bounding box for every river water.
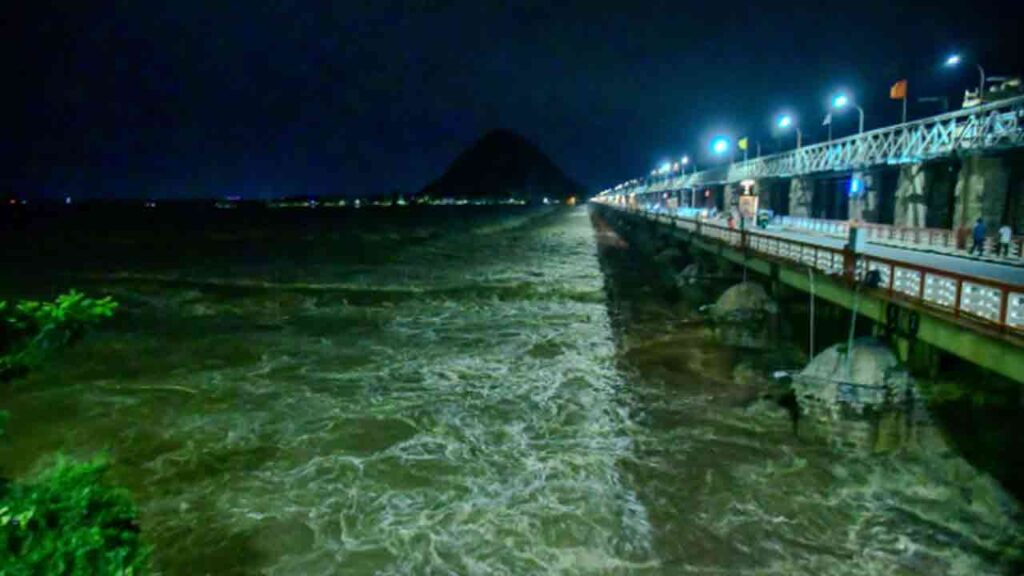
[0,205,1020,574]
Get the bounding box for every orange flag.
[890,79,908,100]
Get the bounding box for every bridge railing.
[596,200,1024,335]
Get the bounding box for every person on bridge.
[970,218,987,256]
[998,223,1012,257]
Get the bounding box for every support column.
[953,155,1010,231]
[724,183,740,214]
[789,177,812,217]
[753,180,770,215]
[849,171,881,223]
[894,164,928,227]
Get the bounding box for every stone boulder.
[794,338,922,452]
[707,282,776,322]
[675,263,702,287]
[653,246,683,268]
[801,338,901,388]
[795,338,916,417]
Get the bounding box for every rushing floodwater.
[1,205,1020,574]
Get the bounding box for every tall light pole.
[679,156,695,207]
[945,54,986,104]
[777,114,802,149]
[832,93,864,134]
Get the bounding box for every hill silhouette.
[420,130,585,202]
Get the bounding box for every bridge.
[598,95,1024,261]
[609,96,1024,188]
[592,97,1024,384]
[590,200,1024,384]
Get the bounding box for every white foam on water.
[4,208,1020,574]
[83,207,659,573]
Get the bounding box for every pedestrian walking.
[970,218,987,256]
[998,223,1012,258]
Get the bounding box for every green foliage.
[0,291,142,574]
[0,291,117,380]
[0,458,148,575]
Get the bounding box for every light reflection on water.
[0,206,1019,574]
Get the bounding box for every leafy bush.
[0,291,117,380]
[0,458,148,575]
[0,291,144,573]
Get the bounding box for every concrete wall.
[788,177,812,217]
[849,171,880,222]
[724,183,740,213]
[953,155,1010,231]
[894,164,928,227]
[752,180,768,212]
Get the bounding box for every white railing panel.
[894,267,922,299]
[923,273,958,309]
[960,282,1002,322]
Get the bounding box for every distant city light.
[945,54,962,67]
[777,115,793,128]
[711,138,730,154]
[832,94,849,109]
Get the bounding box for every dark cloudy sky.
[6,0,1024,199]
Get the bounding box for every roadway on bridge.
[759,227,1024,285]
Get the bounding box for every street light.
[680,155,694,175]
[712,137,730,155]
[680,155,694,206]
[832,93,864,134]
[944,53,986,104]
[776,114,803,149]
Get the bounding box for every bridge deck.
[598,202,1024,335]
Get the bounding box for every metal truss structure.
[600,95,1024,195]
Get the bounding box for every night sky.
[6,0,1024,200]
